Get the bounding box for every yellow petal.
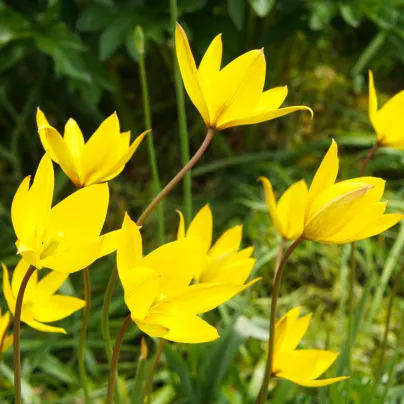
[368,70,378,124]
[99,230,120,258]
[11,259,38,301]
[214,49,266,129]
[273,307,301,354]
[135,317,169,338]
[237,246,254,259]
[175,23,209,125]
[11,176,31,244]
[276,179,308,240]
[279,314,311,353]
[35,271,68,297]
[36,108,61,164]
[277,374,349,387]
[209,225,242,258]
[64,118,85,163]
[177,210,185,239]
[306,140,339,218]
[257,86,289,110]
[25,319,67,334]
[186,204,213,253]
[2,264,16,314]
[32,295,85,322]
[1,335,13,352]
[258,177,283,236]
[143,238,203,298]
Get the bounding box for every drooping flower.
[37,108,149,187]
[300,140,403,243]
[259,177,308,240]
[177,205,256,285]
[175,23,313,131]
[0,308,13,353]
[12,153,118,272]
[368,70,404,149]
[269,307,348,387]
[2,259,85,333]
[117,214,258,343]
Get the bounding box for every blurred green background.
[1,0,404,402]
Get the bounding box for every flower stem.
[13,264,36,404]
[106,314,132,404]
[257,237,303,404]
[169,0,192,224]
[358,143,379,177]
[273,238,286,283]
[370,264,404,402]
[0,317,13,362]
[137,128,215,226]
[78,267,91,404]
[141,338,167,403]
[138,47,165,245]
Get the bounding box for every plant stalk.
[358,143,379,177]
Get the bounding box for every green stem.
[13,265,36,404]
[371,264,404,402]
[257,237,303,404]
[0,317,13,362]
[138,51,165,245]
[169,0,192,224]
[141,339,167,403]
[106,314,132,404]
[78,267,91,404]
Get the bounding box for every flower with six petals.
[175,23,313,131]
[37,108,149,187]
[0,308,13,353]
[2,259,85,333]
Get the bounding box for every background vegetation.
[1,0,404,402]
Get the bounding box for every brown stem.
[137,128,215,226]
[13,265,36,404]
[257,237,303,403]
[0,317,13,361]
[273,238,286,283]
[106,314,132,404]
[359,143,379,177]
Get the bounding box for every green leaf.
[76,5,113,32]
[339,2,362,28]
[228,0,245,30]
[248,0,275,18]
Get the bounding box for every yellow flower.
[0,308,13,353]
[300,140,403,243]
[12,153,119,272]
[269,307,348,387]
[259,178,308,240]
[177,204,256,284]
[117,214,258,343]
[37,108,149,187]
[2,259,85,334]
[368,70,404,149]
[175,23,313,131]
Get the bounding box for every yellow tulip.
[269,307,348,387]
[259,178,308,240]
[12,153,119,272]
[301,140,403,243]
[369,70,404,149]
[0,308,13,353]
[2,259,85,334]
[117,214,258,343]
[177,204,256,284]
[175,23,313,131]
[37,108,149,187]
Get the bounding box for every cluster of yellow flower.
[1,22,403,403]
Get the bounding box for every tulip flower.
[0,308,13,353]
[117,214,258,343]
[2,259,85,333]
[269,307,348,386]
[177,205,256,284]
[37,108,149,187]
[300,140,403,243]
[368,70,404,149]
[175,23,312,131]
[12,153,118,272]
[259,178,308,240]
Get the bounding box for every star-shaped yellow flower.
[175,23,313,130]
[2,259,85,333]
[0,308,13,353]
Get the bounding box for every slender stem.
[106,314,132,404]
[273,238,286,283]
[169,0,192,223]
[358,143,379,177]
[13,265,36,404]
[139,52,165,245]
[137,128,215,226]
[0,317,13,362]
[257,237,303,404]
[78,267,91,404]
[370,264,404,402]
[141,339,167,403]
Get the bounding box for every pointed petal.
[257,86,289,110]
[2,264,16,314]
[11,259,38,301]
[368,70,378,124]
[175,23,209,125]
[135,317,169,338]
[64,118,85,163]
[32,295,85,322]
[25,319,67,334]
[177,210,186,239]
[279,314,312,352]
[237,246,254,259]
[274,307,301,354]
[35,271,68,297]
[1,335,13,352]
[99,230,120,258]
[11,176,31,244]
[209,225,243,258]
[36,108,60,164]
[186,204,213,252]
[278,374,349,387]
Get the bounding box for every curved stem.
[78,267,91,404]
[13,264,36,404]
[106,314,132,404]
[273,238,286,283]
[137,128,214,226]
[359,143,379,177]
[257,237,303,404]
[370,264,404,402]
[141,338,167,403]
[0,317,13,362]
